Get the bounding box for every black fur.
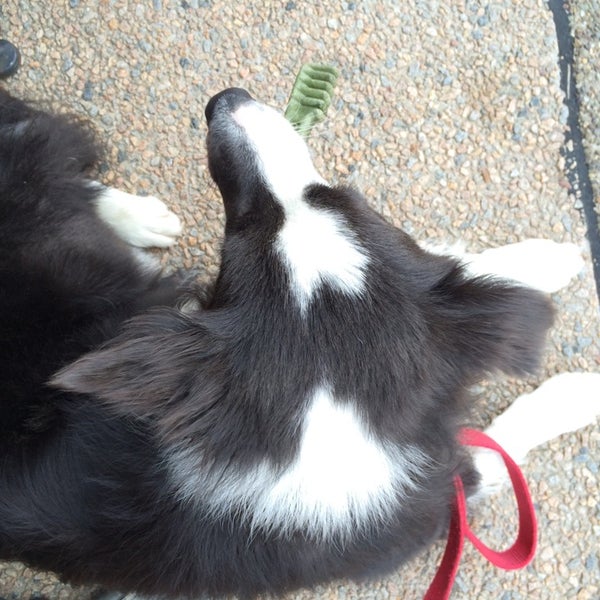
[0,89,553,599]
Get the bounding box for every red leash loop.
[424,428,537,600]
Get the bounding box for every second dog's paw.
[466,239,584,293]
[96,187,182,248]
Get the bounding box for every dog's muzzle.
[205,88,253,124]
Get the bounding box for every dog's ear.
[51,309,227,428]
[434,267,555,378]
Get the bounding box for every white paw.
[471,372,600,500]
[95,186,182,248]
[487,372,600,460]
[463,239,584,293]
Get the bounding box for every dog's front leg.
[453,239,583,293]
[470,372,600,501]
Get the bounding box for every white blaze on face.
[232,102,369,311]
[232,102,326,204]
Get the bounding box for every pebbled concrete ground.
[571,0,600,287]
[1,0,598,598]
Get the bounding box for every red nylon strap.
[423,477,466,600]
[424,428,537,600]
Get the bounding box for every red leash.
[424,428,538,599]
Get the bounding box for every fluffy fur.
[0,87,566,599]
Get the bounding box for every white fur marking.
[94,185,182,248]
[472,372,600,500]
[275,204,369,311]
[253,388,397,532]
[232,102,326,205]
[233,102,369,309]
[130,248,161,274]
[170,387,427,538]
[178,297,201,314]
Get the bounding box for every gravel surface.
[1,0,599,599]
[571,0,600,229]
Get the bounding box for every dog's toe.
[132,196,182,247]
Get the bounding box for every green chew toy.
[284,63,339,137]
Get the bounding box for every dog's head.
[54,92,553,526]
[205,88,326,228]
[203,88,384,315]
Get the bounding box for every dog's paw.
[487,372,600,462]
[95,187,182,248]
[471,372,600,500]
[464,239,584,293]
[118,194,182,248]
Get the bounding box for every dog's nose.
[205,88,253,124]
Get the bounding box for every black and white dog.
[0,87,598,599]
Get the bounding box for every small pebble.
[82,81,93,101]
[138,40,152,53]
[585,554,598,572]
[454,130,468,143]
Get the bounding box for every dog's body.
[0,88,596,599]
